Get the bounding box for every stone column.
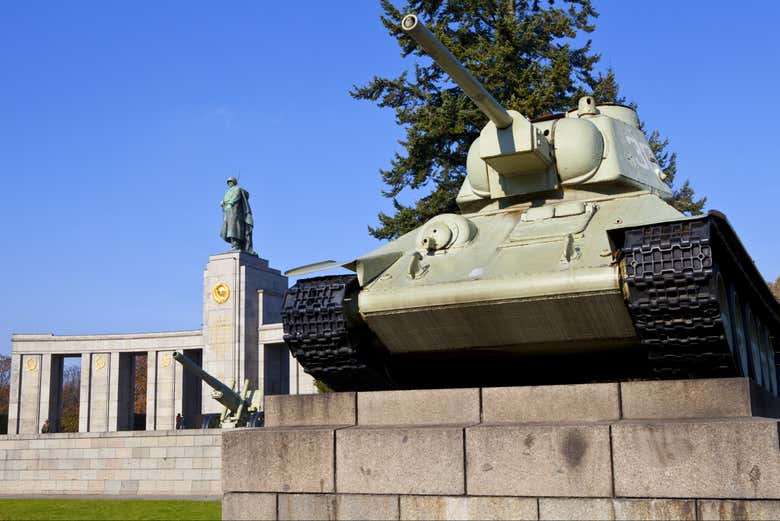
[174,354,184,428]
[37,354,52,431]
[88,353,110,432]
[107,352,121,432]
[202,252,286,413]
[154,351,177,430]
[7,354,21,434]
[146,350,157,431]
[297,361,317,395]
[78,355,90,432]
[17,354,42,434]
[288,349,298,394]
[257,343,265,396]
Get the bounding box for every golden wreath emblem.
[161,353,172,368]
[212,282,230,304]
[94,355,107,371]
[24,357,38,372]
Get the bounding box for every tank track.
[620,213,780,384]
[281,275,392,391]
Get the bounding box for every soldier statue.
[220,177,256,255]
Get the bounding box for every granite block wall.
[0,430,222,497]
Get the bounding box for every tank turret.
[401,14,670,211]
[282,14,780,395]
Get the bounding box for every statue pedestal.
[202,252,287,414]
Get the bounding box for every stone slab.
[400,495,537,520]
[223,427,335,493]
[357,388,479,426]
[613,418,780,498]
[621,378,780,420]
[221,492,276,521]
[539,498,695,520]
[264,393,356,427]
[278,494,399,521]
[698,500,780,520]
[482,383,619,423]
[336,426,464,495]
[466,423,612,497]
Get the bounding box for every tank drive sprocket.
[619,212,780,389]
[281,275,393,391]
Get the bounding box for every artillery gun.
[282,15,780,394]
[173,352,263,428]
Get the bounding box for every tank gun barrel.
[401,14,513,129]
[172,351,243,413]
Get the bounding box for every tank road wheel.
[729,285,752,380]
[743,304,764,387]
[718,275,749,377]
[754,313,772,390]
[757,320,778,396]
[770,329,780,397]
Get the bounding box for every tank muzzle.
[402,14,418,30]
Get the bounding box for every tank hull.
[355,192,674,357]
[282,194,780,393]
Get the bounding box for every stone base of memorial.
[221,378,780,520]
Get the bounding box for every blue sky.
[1,2,778,355]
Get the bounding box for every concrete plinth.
[222,378,780,520]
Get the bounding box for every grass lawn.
[0,498,221,520]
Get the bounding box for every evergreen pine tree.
[352,0,705,240]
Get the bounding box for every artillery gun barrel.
[401,14,514,129]
[172,352,243,412]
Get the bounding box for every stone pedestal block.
[357,388,479,426]
[482,383,619,424]
[222,493,277,521]
[697,500,780,520]
[466,423,612,497]
[223,427,335,493]
[278,494,399,521]
[400,496,537,520]
[336,426,465,495]
[613,418,780,498]
[265,393,356,427]
[620,378,780,420]
[539,498,696,520]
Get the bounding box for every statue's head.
[226,176,237,186]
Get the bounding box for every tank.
[282,14,780,394]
